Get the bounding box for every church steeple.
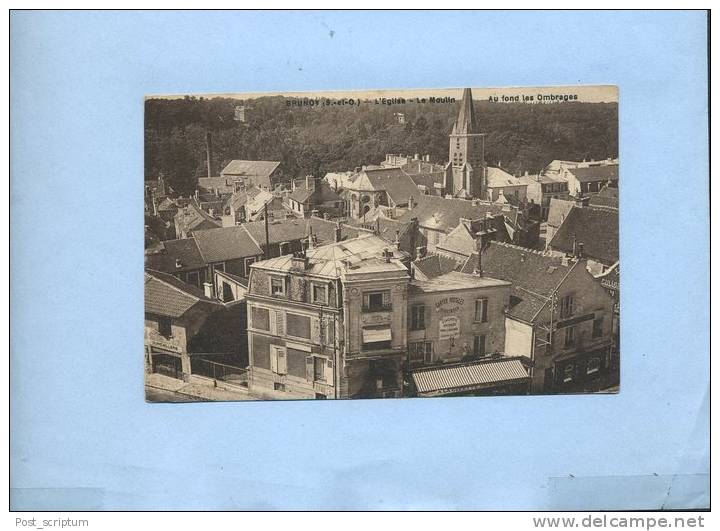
[446,87,486,199]
[453,87,478,135]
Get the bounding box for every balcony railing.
[361,304,392,313]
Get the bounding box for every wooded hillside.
[145,95,618,195]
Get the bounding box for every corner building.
[245,234,411,399]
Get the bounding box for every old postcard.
[144,85,619,402]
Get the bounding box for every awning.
[412,359,529,396]
[362,326,392,343]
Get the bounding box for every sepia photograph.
[144,85,620,402]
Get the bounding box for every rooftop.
[397,195,505,233]
[567,164,619,183]
[251,234,409,279]
[410,271,510,294]
[221,160,281,177]
[192,225,264,263]
[412,253,460,279]
[549,206,619,265]
[486,167,527,188]
[460,241,577,322]
[145,269,219,318]
[144,237,205,272]
[242,216,359,247]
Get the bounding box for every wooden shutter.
[382,291,391,307]
[482,298,488,322]
[325,359,334,386]
[270,347,278,373]
[305,356,314,381]
[277,348,287,375]
[275,311,285,336]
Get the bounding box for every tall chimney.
[205,131,213,178]
[203,281,214,299]
[334,221,342,243]
[408,195,415,210]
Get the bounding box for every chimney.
[414,153,419,160]
[408,195,415,210]
[416,246,426,258]
[291,252,310,271]
[334,221,342,242]
[205,132,213,178]
[577,242,585,259]
[394,230,401,250]
[375,217,380,235]
[525,171,529,177]
[572,234,577,256]
[175,258,183,269]
[306,175,313,189]
[203,281,213,299]
[151,194,158,216]
[323,212,329,220]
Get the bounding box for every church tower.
[444,88,486,198]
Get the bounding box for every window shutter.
[275,311,285,336]
[277,349,287,375]
[270,347,278,373]
[382,291,391,307]
[482,299,488,322]
[325,359,334,386]
[305,356,314,381]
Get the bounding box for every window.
[474,298,489,323]
[251,306,270,331]
[592,316,604,338]
[563,364,574,383]
[564,326,576,348]
[473,335,486,357]
[312,283,328,305]
[214,262,225,273]
[321,319,335,346]
[315,393,327,399]
[313,357,327,382]
[270,277,285,296]
[410,304,426,330]
[587,357,601,375]
[158,317,172,338]
[274,382,286,392]
[270,346,287,375]
[286,313,311,339]
[222,281,234,302]
[559,295,574,318]
[186,271,199,287]
[363,290,391,312]
[409,342,432,365]
[244,257,256,276]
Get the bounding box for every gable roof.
[413,253,461,279]
[220,160,281,186]
[567,164,619,183]
[396,195,505,233]
[460,242,576,322]
[288,179,341,204]
[145,269,219,318]
[144,237,205,273]
[549,206,619,265]
[174,202,222,233]
[547,198,576,229]
[588,185,619,209]
[362,168,423,206]
[192,226,264,263]
[486,167,526,188]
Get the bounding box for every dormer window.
[270,277,286,296]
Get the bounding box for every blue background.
[10,10,709,510]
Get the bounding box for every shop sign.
[439,315,461,340]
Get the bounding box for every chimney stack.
[334,221,342,242]
[203,281,214,299]
[408,195,415,210]
[205,132,213,178]
[577,242,585,259]
[306,175,313,189]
